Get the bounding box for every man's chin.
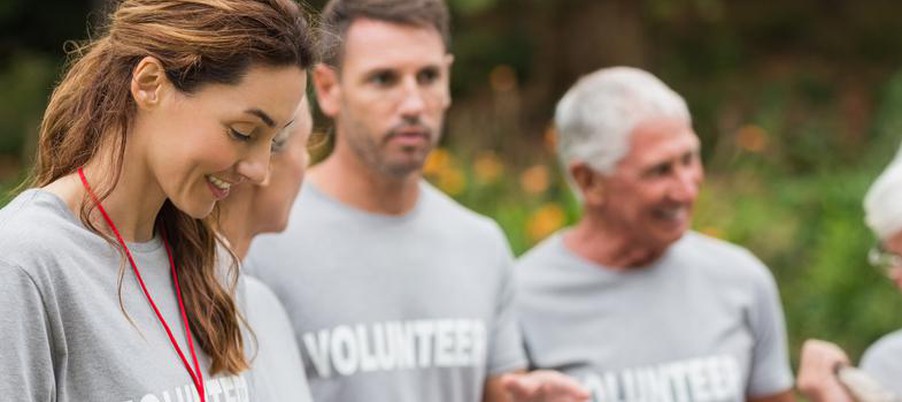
[652,227,689,250]
[381,160,427,178]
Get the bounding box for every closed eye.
[228,127,252,142]
[271,135,289,153]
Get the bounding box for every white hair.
[554,66,691,176]
[864,150,902,240]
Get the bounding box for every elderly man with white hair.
[797,153,902,402]
[515,66,796,402]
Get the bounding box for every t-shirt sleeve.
[0,260,56,401]
[745,255,794,397]
[485,227,529,376]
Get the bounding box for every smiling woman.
[0,0,312,401]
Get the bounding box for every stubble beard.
[345,120,437,180]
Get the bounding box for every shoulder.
[514,232,584,296]
[861,329,902,367]
[676,231,774,282]
[678,231,760,261]
[860,329,902,394]
[516,231,566,271]
[0,250,55,326]
[243,276,280,308]
[0,258,40,292]
[0,189,48,236]
[420,182,503,232]
[240,275,294,342]
[0,190,85,270]
[420,182,508,240]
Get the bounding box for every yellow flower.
[527,203,567,244]
[700,226,724,239]
[436,168,466,196]
[520,164,550,195]
[473,152,504,185]
[424,148,452,177]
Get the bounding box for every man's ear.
[569,161,605,206]
[440,53,455,108]
[130,56,168,110]
[312,63,341,118]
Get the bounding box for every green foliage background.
[2,0,902,387]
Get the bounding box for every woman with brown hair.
[0,0,313,400]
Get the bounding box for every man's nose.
[670,165,702,202]
[397,77,426,117]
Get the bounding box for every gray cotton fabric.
[516,231,794,402]
[242,275,313,402]
[244,182,527,402]
[0,189,252,402]
[860,329,902,395]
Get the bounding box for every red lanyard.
[78,168,206,402]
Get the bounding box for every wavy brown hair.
[30,0,314,374]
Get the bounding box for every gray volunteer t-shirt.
[861,329,902,395]
[516,231,793,402]
[242,275,313,402]
[0,189,252,402]
[245,182,527,402]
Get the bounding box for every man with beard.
[244,0,588,401]
[515,67,796,402]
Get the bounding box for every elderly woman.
[797,152,902,401]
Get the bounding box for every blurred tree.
[0,0,97,65]
[0,0,103,179]
[2,0,902,370]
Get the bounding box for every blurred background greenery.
[2,0,901,384]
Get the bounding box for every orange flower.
[424,148,452,177]
[473,152,504,185]
[520,164,550,195]
[436,168,466,196]
[527,203,567,243]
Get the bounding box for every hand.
[797,339,854,402]
[500,370,591,402]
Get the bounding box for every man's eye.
[229,128,252,142]
[417,69,439,85]
[649,164,672,177]
[682,152,697,165]
[370,72,397,86]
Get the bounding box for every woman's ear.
[130,56,168,109]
